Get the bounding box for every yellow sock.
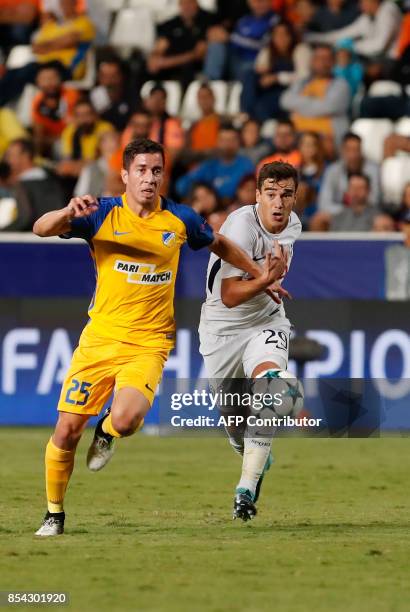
[102,413,144,438]
[45,438,75,514]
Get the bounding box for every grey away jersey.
[200,205,302,335]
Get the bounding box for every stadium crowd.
[0,0,409,233]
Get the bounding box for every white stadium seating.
[350,118,395,164]
[109,7,155,56]
[394,117,410,137]
[6,46,35,69]
[227,82,243,116]
[381,157,410,206]
[368,80,403,97]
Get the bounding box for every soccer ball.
[252,369,304,418]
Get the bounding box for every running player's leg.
[87,346,169,470]
[36,332,116,536]
[233,324,290,520]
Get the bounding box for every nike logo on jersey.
[253,256,265,262]
[145,383,154,393]
[114,230,132,236]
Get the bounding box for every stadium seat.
[6,45,35,69]
[181,80,228,122]
[109,7,155,56]
[129,0,179,22]
[140,80,182,116]
[227,82,243,116]
[14,83,38,127]
[198,0,217,11]
[100,0,125,10]
[261,119,278,139]
[350,118,394,163]
[368,80,402,97]
[65,48,96,90]
[395,117,410,137]
[381,157,410,206]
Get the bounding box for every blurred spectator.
[143,85,185,157]
[307,0,360,34]
[384,134,410,159]
[90,58,137,132]
[333,38,364,98]
[207,210,229,231]
[241,20,311,122]
[147,0,214,88]
[257,119,301,172]
[372,212,395,231]
[0,0,95,105]
[296,131,326,221]
[328,174,378,231]
[205,0,278,81]
[176,124,254,201]
[31,62,79,156]
[57,99,113,180]
[239,119,271,165]
[32,0,95,78]
[317,132,381,215]
[0,108,27,158]
[1,138,64,231]
[0,0,39,57]
[188,84,221,153]
[186,182,220,217]
[213,0,249,31]
[108,110,154,177]
[305,0,402,61]
[228,173,258,211]
[280,44,350,147]
[74,130,120,197]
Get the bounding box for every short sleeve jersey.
[62,194,214,346]
[201,204,301,335]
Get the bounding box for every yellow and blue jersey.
[61,194,214,347]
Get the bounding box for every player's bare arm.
[33,195,99,237]
[220,241,287,308]
[209,233,286,287]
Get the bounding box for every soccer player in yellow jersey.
[32,138,286,536]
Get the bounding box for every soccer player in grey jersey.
[199,161,302,521]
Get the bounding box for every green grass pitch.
[0,428,409,612]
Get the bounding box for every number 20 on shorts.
[65,379,92,406]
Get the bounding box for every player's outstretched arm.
[220,243,287,309]
[209,233,284,281]
[33,195,99,237]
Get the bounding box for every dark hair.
[36,61,64,78]
[188,181,219,200]
[219,122,239,134]
[257,161,298,191]
[238,173,257,189]
[10,138,35,159]
[313,43,335,56]
[348,173,370,188]
[268,20,297,69]
[73,97,95,111]
[198,82,214,94]
[149,84,167,97]
[276,118,296,131]
[122,138,165,170]
[343,131,361,145]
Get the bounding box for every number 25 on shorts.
[65,379,92,406]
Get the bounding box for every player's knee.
[54,420,83,449]
[111,412,143,437]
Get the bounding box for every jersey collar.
[121,193,161,220]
